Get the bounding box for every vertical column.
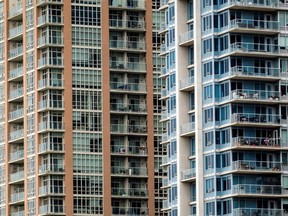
[101,0,111,214]
[145,0,155,215]
[194,0,204,215]
[63,1,73,215]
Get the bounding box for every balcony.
[9,88,23,102]
[179,30,194,46]
[37,36,63,48]
[10,210,25,216]
[179,76,195,91]
[111,124,147,134]
[38,78,64,90]
[38,100,64,111]
[39,204,65,215]
[110,103,146,113]
[110,40,146,51]
[228,113,281,127]
[8,6,23,20]
[38,121,64,132]
[9,67,23,81]
[228,0,288,11]
[38,164,65,175]
[38,57,64,70]
[159,0,169,10]
[110,82,146,93]
[232,184,286,197]
[9,150,24,163]
[111,188,148,198]
[111,145,148,156]
[9,108,24,122]
[37,15,64,27]
[9,129,24,142]
[109,0,146,10]
[111,166,148,177]
[39,185,64,196]
[159,22,168,34]
[10,170,24,183]
[233,208,285,216]
[110,61,146,72]
[181,168,196,182]
[231,136,281,150]
[8,25,23,40]
[221,89,281,104]
[37,0,63,6]
[10,191,24,204]
[219,19,279,35]
[38,142,64,154]
[222,42,288,58]
[224,66,281,81]
[112,207,148,215]
[125,20,146,31]
[8,46,23,61]
[180,122,195,136]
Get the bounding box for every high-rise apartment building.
[0,0,167,215]
[159,0,288,215]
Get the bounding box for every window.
[72,5,101,26]
[205,178,214,193]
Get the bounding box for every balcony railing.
[112,207,148,215]
[111,145,147,155]
[110,103,146,113]
[38,142,64,154]
[230,113,281,125]
[179,30,194,44]
[9,67,23,80]
[38,121,64,131]
[37,15,64,26]
[9,25,23,39]
[229,0,287,9]
[230,160,282,172]
[38,57,63,69]
[38,100,64,110]
[9,108,24,121]
[38,35,63,47]
[37,0,63,6]
[110,124,147,134]
[38,78,64,89]
[39,204,65,215]
[233,208,285,216]
[180,76,195,89]
[126,20,146,30]
[9,88,23,100]
[110,61,146,71]
[110,82,146,92]
[180,122,195,135]
[109,0,146,9]
[233,184,285,195]
[111,166,148,176]
[10,150,24,162]
[225,89,281,102]
[38,164,64,174]
[8,6,23,19]
[232,136,281,148]
[10,170,24,182]
[110,40,146,50]
[8,46,23,59]
[111,187,148,197]
[10,210,25,216]
[229,66,280,79]
[9,129,24,141]
[39,185,64,196]
[10,191,24,203]
[181,168,196,181]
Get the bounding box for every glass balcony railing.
[110,124,147,134]
[8,46,23,59]
[38,78,63,89]
[9,108,24,121]
[229,66,280,79]
[9,88,23,100]
[38,142,64,154]
[37,15,64,26]
[10,170,24,182]
[8,6,23,19]
[109,0,145,9]
[39,204,65,215]
[181,168,196,181]
[10,150,24,162]
[109,40,146,50]
[159,22,167,32]
[110,103,146,113]
[38,121,64,131]
[126,20,146,30]
[9,129,24,141]
[232,184,286,195]
[37,0,63,6]
[110,82,146,92]
[112,207,148,215]
[10,210,25,216]
[180,76,195,89]
[38,57,63,68]
[38,35,63,47]
[38,100,63,110]
[111,187,148,197]
[39,185,64,196]
[232,136,281,148]
[9,67,23,80]
[110,61,146,71]
[180,122,195,135]
[233,208,285,216]
[179,30,194,45]
[111,166,148,176]
[228,160,282,172]
[111,145,147,155]
[38,164,64,174]
[230,113,281,125]
[228,0,286,9]
[9,25,23,39]
[109,19,123,28]
[10,191,24,203]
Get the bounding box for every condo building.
[0,0,167,215]
[159,0,288,215]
